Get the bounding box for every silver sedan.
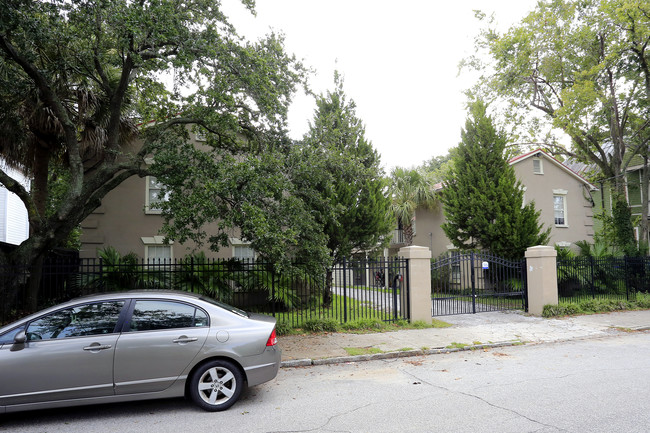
[0,291,281,413]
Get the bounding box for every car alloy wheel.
[189,360,243,411]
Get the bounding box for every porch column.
[399,246,432,323]
[525,246,558,316]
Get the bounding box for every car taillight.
[266,328,277,346]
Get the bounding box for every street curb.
[280,340,524,368]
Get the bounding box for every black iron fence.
[557,256,650,302]
[0,256,409,327]
[430,252,527,316]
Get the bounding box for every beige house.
[390,149,597,258]
[79,136,252,261]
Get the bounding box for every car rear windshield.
[200,297,248,318]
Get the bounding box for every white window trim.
[141,236,174,263]
[553,189,568,227]
[533,158,544,175]
[195,130,207,142]
[229,237,256,261]
[145,176,168,215]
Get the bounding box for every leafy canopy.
[463,0,650,194]
[0,0,307,269]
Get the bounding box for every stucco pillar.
[398,246,432,323]
[525,246,558,316]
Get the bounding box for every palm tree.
[0,70,138,310]
[388,168,439,246]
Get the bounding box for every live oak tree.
[464,0,650,243]
[0,0,307,307]
[300,73,393,305]
[441,101,550,259]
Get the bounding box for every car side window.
[0,326,25,345]
[129,300,209,331]
[25,301,125,341]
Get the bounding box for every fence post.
[398,246,432,323]
[470,251,476,314]
[342,258,347,323]
[525,246,558,316]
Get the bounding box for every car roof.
[0,290,219,332]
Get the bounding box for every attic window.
[533,158,543,175]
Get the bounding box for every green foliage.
[0,0,307,276]
[274,321,293,336]
[275,316,445,335]
[300,72,394,264]
[388,167,439,246]
[419,150,457,182]
[340,318,386,331]
[464,0,650,197]
[441,100,550,258]
[174,252,237,302]
[344,346,384,356]
[612,198,638,256]
[175,252,306,310]
[76,247,170,291]
[574,240,613,258]
[555,245,576,260]
[302,319,340,333]
[430,253,452,293]
[542,293,650,317]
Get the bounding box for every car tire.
[189,360,244,411]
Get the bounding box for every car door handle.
[83,344,113,352]
[173,337,198,344]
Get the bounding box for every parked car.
[0,290,281,413]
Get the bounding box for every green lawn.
[269,293,400,328]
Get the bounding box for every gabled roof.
[509,148,598,191]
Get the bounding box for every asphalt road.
[2,332,649,433]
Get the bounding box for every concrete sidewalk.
[278,309,650,367]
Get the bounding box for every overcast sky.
[223,0,540,172]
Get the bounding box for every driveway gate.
[430,252,527,316]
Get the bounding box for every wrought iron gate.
[430,252,527,316]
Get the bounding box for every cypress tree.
[441,100,549,258]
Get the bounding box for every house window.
[146,245,172,263]
[194,129,207,142]
[533,158,543,175]
[234,245,255,262]
[230,238,255,262]
[142,236,173,263]
[553,189,568,226]
[145,176,169,214]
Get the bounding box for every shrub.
[636,292,650,309]
[302,318,339,333]
[340,318,385,331]
[543,294,650,317]
[275,321,293,336]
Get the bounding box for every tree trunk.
[641,156,649,249]
[323,268,333,308]
[403,224,414,246]
[25,144,51,311]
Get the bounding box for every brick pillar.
[399,246,432,323]
[525,246,558,316]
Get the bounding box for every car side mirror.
[13,330,27,344]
